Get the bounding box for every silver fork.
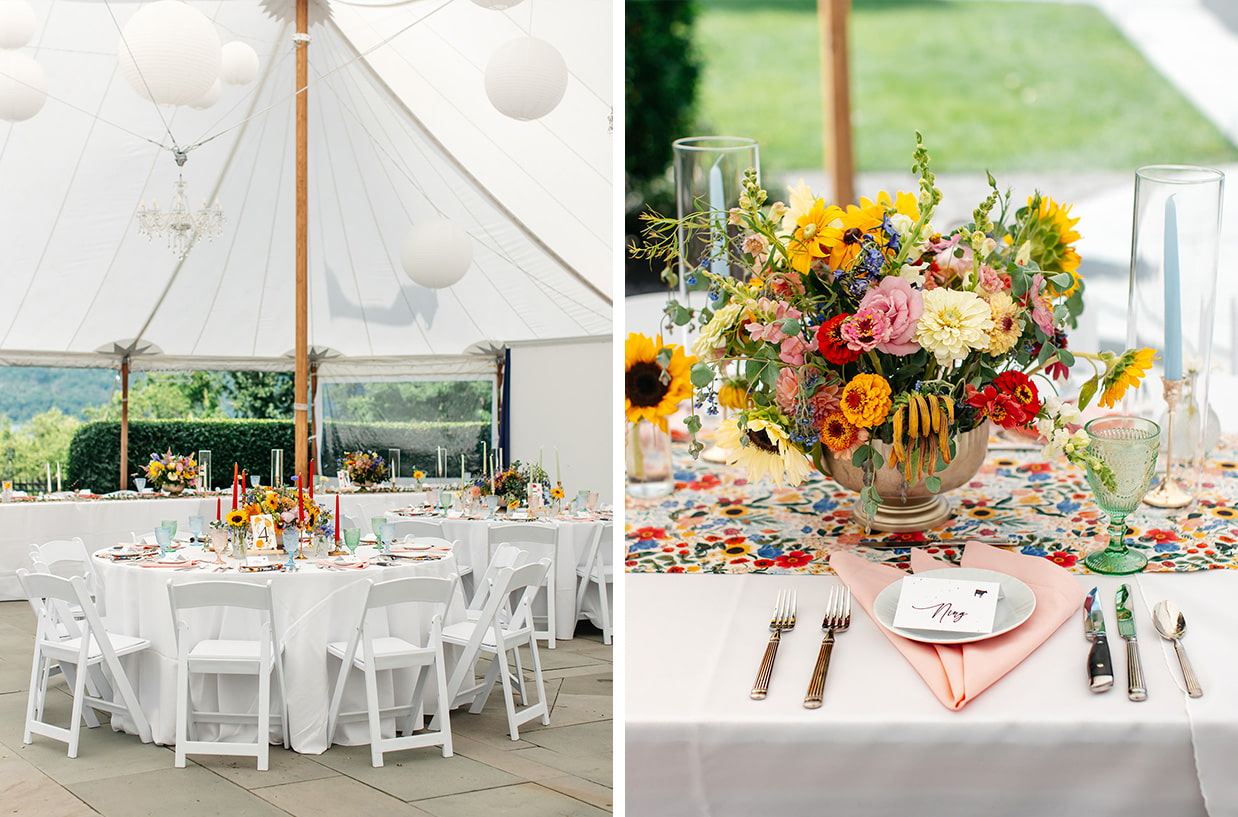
[750,590,796,700]
[803,585,851,708]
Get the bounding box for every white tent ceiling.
[0,0,613,372]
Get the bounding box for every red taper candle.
[335,493,340,541]
[216,495,221,522]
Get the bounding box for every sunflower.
[224,508,248,528]
[551,485,565,499]
[625,333,696,431]
[1099,347,1157,408]
[715,415,812,485]
[1024,195,1082,295]
[821,202,885,270]
[413,470,425,480]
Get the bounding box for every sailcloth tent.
[0,0,613,495]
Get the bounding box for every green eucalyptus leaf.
[684,415,702,434]
[924,475,942,493]
[1056,349,1075,367]
[690,362,715,389]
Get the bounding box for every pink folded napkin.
[831,542,1084,710]
[391,545,452,554]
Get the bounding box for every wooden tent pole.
[119,355,130,491]
[294,0,309,491]
[818,0,855,205]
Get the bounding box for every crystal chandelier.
[136,153,224,259]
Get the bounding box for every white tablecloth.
[626,571,1238,817]
[379,511,606,638]
[0,491,418,601]
[94,549,464,754]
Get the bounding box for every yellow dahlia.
[840,373,893,428]
[983,291,1024,356]
[1099,348,1157,408]
[625,333,696,431]
[715,416,812,485]
[915,288,994,365]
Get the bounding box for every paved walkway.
[0,601,613,816]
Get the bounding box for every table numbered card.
[892,575,1001,634]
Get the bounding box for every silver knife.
[1115,584,1146,701]
[1083,587,1114,693]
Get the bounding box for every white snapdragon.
[897,263,926,287]
[889,212,914,236]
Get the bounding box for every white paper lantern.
[219,40,258,86]
[116,0,220,106]
[400,219,473,289]
[189,77,221,109]
[484,37,567,121]
[471,0,526,9]
[0,50,45,121]
[0,0,36,49]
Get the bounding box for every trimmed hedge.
[68,419,490,493]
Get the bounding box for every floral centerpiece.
[339,450,389,489]
[637,134,1152,525]
[218,485,334,547]
[145,450,198,494]
[492,460,550,508]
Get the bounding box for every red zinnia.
[815,314,862,364]
[992,371,1041,415]
[965,384,1030,429]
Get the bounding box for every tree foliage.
[0,409,82,485]
[625,0,701,201]
[223,371,296,419]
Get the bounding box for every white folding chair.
[167,579,289,771]
[29,537,102,613]
[17,569,153,758]
[487,523,557,648]
[325,575,456,767]
[441,560,551,741]
[30,538,99,589]
[574,522,614,645]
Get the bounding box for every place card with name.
[892,575,1001,634]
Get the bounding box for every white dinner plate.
[872,567,1037,644]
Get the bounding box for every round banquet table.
[380,512,611,637]
[92,546,465,754]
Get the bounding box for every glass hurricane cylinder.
[1124,166,1223,502]
[270,449,284,487]
[197,449,211,491]
[626,420,673,499]
[672,137,760,338]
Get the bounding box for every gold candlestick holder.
[1144,377,1192,508]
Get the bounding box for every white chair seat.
[442,621,533,651]
[42,633,150,663]
[188,639,264,664]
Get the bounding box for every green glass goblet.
[1082,416,1160,575]
[343,527,361,554]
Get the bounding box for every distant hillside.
[0,367,116,424]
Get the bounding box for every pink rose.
[857,276,923,356]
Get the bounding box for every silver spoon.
[1153,600,1203,698]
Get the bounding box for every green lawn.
[694,0,1238,176]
